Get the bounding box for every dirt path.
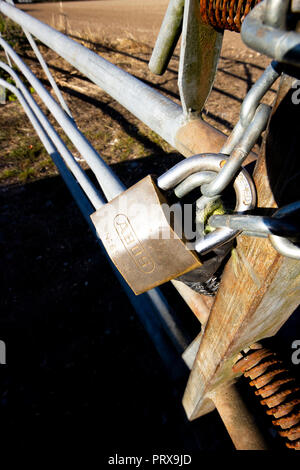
[21,0,172,43]
[21,0,249,52]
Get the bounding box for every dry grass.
[0,10,176,186]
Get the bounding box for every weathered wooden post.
[182,72,300,448]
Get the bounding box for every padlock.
[91,175,202,295]
[156,153,257,295]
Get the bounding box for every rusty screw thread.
[233,347,300,450]
[199,0,261,33]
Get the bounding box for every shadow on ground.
[1,145,300,457]
[0,154,237,457]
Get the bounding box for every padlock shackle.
[158,154,256,255]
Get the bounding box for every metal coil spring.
[233,347,300,450]
[199,0,261,32]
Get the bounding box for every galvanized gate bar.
[6,0,73,117]
[0,1,227,157]
[0,3,231,339]
[0,77,189,378]
[0,8,213,356]
[0,1,183,146]
[241,1,300,67]
[22,27,73,118]
[0,36,125,201]
[0,78,96,221]
[183,73,300,420]
[0,8,200,374]
[149,0,184,75]
[0,60,104,210]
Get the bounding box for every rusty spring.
[199,0,261,32]
[233,346,300,450]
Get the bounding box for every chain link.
[158,57,300,259]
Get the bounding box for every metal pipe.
[6,0,72,116]
[241,1,300,67]
[212,385,269,450]
[0,30,12,67]
[0,37,125,201]
[148,0,184,75]
[0,78,97,221]
[0,1,185,148]
[264,0,289,30]
[0,1,230,159]
[23,28,73,118]
[0,81,187,377]
[0,30,222,349]
[0,61,104,209]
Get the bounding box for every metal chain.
[198,61,283,202]
[158,59,300,259]
[191,62,279,253]
[209,202,300,260]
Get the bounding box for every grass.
[18,167,36,183]
[0,13,36,101]
[4,140,44,163]
[0,13,29,51]
[0,167,18,181]
[0,133,55,184]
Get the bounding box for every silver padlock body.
[91,175,201,295]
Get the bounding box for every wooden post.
[183,73,300,420]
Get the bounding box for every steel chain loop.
[158,57,299,259]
